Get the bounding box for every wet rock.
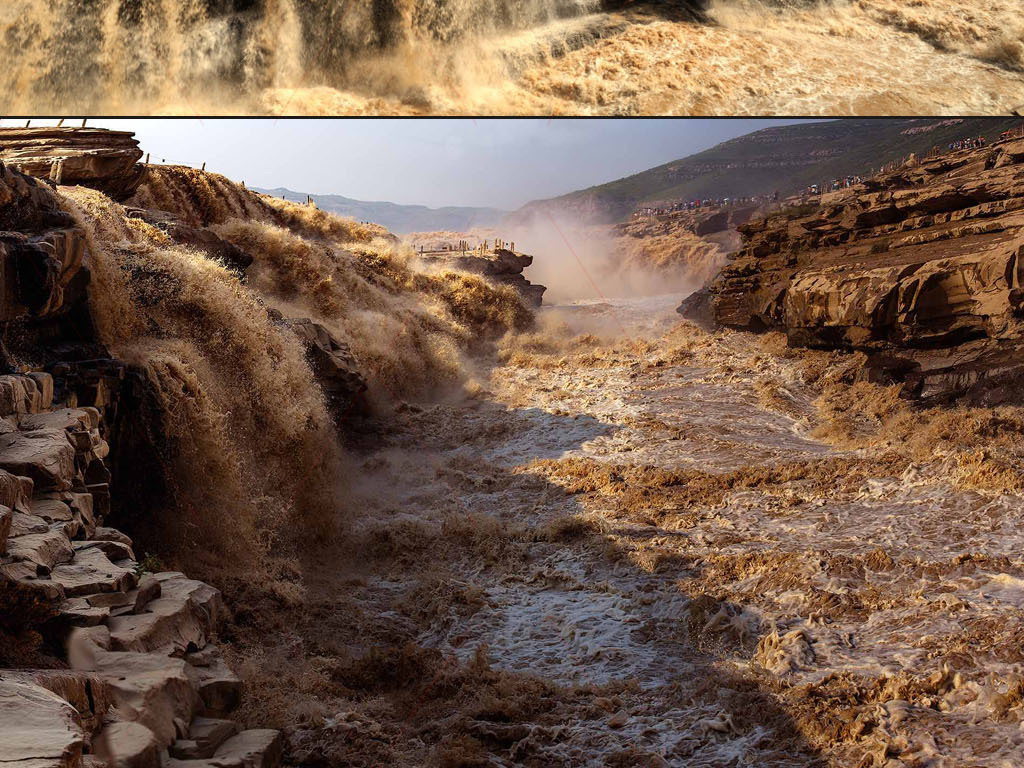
[676,286,717,331]
[283,318,367,422]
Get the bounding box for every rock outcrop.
[420,247,546,306]
[0,128,145,200]
[283,318,367,423]
[0,144,281,768]
[705,137,1024,404]
[0,370,282,767]
[0,161,95,368]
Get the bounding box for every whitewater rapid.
[3,0,1022,114]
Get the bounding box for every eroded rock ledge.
[702,138,1024,404]
[0,128,145,201]
[419,246,547,307]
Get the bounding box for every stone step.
[0,677,84,768]
[6,527,74,573]
[50,546,136,596]
[168,718,240,760]
[107,574,221,655]
[184,648,241,718]
[164,730,282,768]
[93,650,203,747]
[0,428,76,491]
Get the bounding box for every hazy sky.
[5,118,819,210]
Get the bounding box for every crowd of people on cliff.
[633,192,778,218]
[804,175,863,196]
[947,136,987,152]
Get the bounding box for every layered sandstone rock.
[0,128,145,200]
[705,138,1024,404]
[0,164,90,337]
[0,370,282,768]
[0,135,280,768]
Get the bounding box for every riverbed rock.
[706,138,1024,403]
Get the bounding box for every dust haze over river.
[231,287,1024,765]
[4,0,1023,114]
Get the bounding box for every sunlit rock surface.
[709,138,1024,403]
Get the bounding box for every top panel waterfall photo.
[2,0,1023,115]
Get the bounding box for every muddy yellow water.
[228,294,1024,766]
[4,1,1023,114]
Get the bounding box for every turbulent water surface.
[4,0,1023,114]
[229,293,1024,766]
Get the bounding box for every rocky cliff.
[703,137,1024,404]
[0,128,145,200]
[0,150,286,767]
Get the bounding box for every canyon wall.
[701,137,1024,404]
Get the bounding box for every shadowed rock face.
[0,128,145,201]
[706,138,1024,404]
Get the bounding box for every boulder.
[283,318,366,421]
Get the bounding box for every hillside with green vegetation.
[515,118,1024,223]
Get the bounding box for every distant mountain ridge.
[257,119,1024,234]
[513,118,1024,224]
[252,187,507,234]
